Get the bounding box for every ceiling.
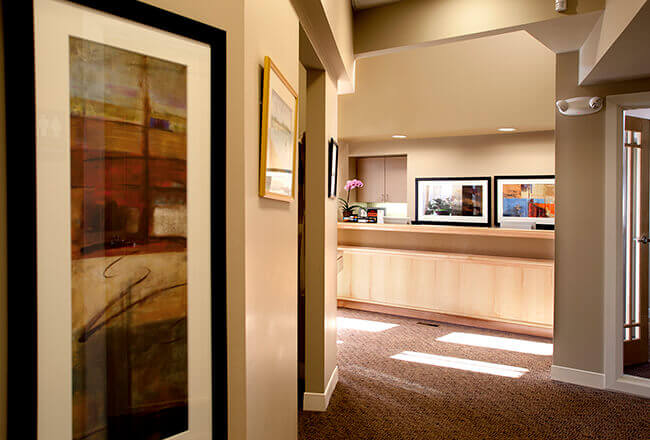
[338,31,556,141]
[351,0,401,11]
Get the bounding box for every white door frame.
[604,91,650,398]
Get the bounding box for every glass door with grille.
[622,112,650,371]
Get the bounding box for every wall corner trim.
[550,365,606,389]
[303,366,339,412]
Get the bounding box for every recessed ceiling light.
[392,134,407,139]
[498,128,517,132]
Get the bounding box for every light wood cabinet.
[356,157,385,202]
[337,246,554,332]
[356,155,406,203]
[384,156,407,202]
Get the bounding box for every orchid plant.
[338,179,364,215]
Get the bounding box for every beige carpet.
[299,308,650,440]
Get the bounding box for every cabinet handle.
[385,194,389,202]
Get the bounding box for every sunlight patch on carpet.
[436,332,553,356]
[337,317,399,332]
[391,351,529,378]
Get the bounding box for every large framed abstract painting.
[259,56,298,202]
[494,175,555,229]
[4,1,226,439]
[414,177,491,226]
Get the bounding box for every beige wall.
[353,0,605,55]
[320,0,354,84]
[0,3,6,439]
[291,0,355,92]
[346,131,555,220]
[304,69,339,396]
[339,31,556,141]
[324,72,339,389]
[554,51,650,373]
[243,0,299,438]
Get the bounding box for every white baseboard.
[303,366,339,412]
[550,365,606,389]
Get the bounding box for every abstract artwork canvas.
[415,177,491,226]
[70,37,189,440]
[259,56,298,201]
[495,176,555,228]
[8,1,225,438]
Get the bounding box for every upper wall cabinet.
[356,155,406,203]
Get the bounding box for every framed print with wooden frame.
[259,56,298,201]
[3,1,226,439]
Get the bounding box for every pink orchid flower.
[344,179,364,191]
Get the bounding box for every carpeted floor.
[299,308,650,440]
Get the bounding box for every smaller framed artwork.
[328,138,339,198]
[415,177,491,226]
[259,56,299,201]
[494,175,555,229]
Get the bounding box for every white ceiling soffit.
[352,0,401,11]
[524,11,603,54]
[580,2,650,85]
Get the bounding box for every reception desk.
[337,223,555,337]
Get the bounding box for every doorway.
[603,92,650,397]
[622,109,650,378]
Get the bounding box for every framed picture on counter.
[494,175,555,229]
[5,0,226,439]
[259,56,299,201]
[414,177,491,226]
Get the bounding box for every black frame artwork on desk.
[414,177,491,226]
[328,138,339,198]
[4,1,226,439]
[494,175,555,229]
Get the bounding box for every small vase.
[342,209,356,222]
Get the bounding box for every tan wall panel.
[304,69,340,398]
[554,51,650,374]
[0,4,7,438]
[243,0,299,438]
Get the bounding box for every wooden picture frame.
[414,177,491,227]
[3,1,227,438]
[328,138,339,198]
[259,56,299,201]
[494,175,555,229]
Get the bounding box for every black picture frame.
[494,175,555,230]
[328,138,339,198]
[414,177,492,227]
[2,1,227,439]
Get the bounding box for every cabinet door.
[356,157,385,202]
[384,156,407,202]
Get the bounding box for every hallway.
[299,309,650,440]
